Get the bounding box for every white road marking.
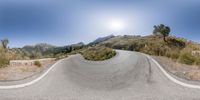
[142,53,200,89]
[1,51,200,90]
[0,58,65,89]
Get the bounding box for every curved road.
[0,50,200,100]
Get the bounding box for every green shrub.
[81,46,116,61]
[167,37,186,48]
[195,57,200,67]
[34,60,42,67]
[170,52,180,59]
[0,56,9,68]
[165,50,180,60]
[178,52,195,65]
[0,48,9,68]
[55,53,67,60]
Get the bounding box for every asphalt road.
[0,50,200,100]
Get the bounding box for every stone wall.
[192,51,200,57]
[10,58,56,67]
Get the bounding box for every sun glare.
[108,19,125,32]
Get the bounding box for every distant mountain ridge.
[71,42,84,47]
[23,43,56,48]
[21,42,85,58]
[88,34,115,45]
[23,43,56,52]
[7,34,200,62]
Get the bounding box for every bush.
[34,60,42,67]
[195,57,200,67]
[165,49,180,60]
[0,48,9,68]
[0,57,9,68]
[167,37,186,48]
[170,52,180,59]
[55,53,67,60]
[178,52,195,65]
[81,46,116,61]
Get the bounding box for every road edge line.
[0,58,65,89]
[142,53,200,89]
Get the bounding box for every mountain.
[88,34,115,46]
[22,42,85,58]
[23,43,56,53]
[70,42,84,47]
[53,42,85,54]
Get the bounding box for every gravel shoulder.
[153,56,200,82]
[0,60,56,81]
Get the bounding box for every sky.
[0,0,200,48]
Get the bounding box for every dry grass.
[0,48,10,68]
[81,46,116,61]
[0,60,55,80]
[154,56,200,81]
[100,35,200,66]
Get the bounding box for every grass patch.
[34,60,42,67]
[99,35,200,66]
[178,52,195,65]
[0,48,9,68]
[0,57,9,68]
[81,46,116,61]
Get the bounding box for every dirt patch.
[153,56,200,81]
[0,60,56,81]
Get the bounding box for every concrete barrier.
[192,50,200,57]
[10,58,56,67]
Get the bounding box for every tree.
[1,38,9,49]
[153,24,170,42]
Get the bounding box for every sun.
[108,19,126,32]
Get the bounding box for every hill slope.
[93,35,200,66]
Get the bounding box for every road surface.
[0,50,200,100]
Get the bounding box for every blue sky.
[0,0,200,48]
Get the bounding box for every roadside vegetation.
[99,24,200,67]
[80,46,116,61]
[1,24,200,68]
[0,39,11,68]
[34,60,42,67]
[0,39,85,68]
[0,39,32,67]
[0,49,9,68]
